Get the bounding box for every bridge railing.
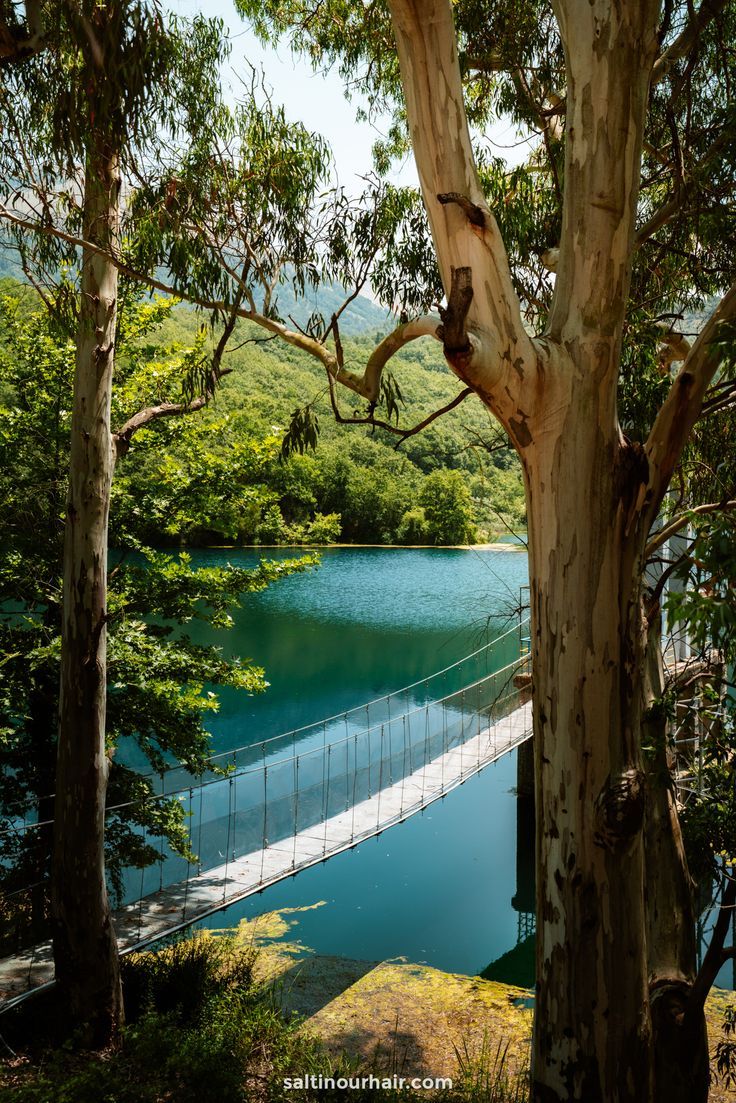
[1,621,531,955]
[151,616,531,794]
[116,650,531,908]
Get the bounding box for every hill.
[112,302,527,546]
[267,278,392,338]
[0,274,527,546]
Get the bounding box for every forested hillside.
[0,277,525,548]
[113,299,526,546]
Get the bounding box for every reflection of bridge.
[1,620,532,1004]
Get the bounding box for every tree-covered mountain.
[0,279,526,547]
[110,300,526,546]
[267,277,393,338]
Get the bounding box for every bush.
[120,930,255,1022]
[255,504,290,544]
[0,932,328,1103]
[302,511,342,544]
[397,507,429,545]
[420,471,477,546]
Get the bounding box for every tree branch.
[112,301,241,461]
[685,871,736,1025]
[437,192,486,228]
[355,315,441,402]
[112,387,230,461]
[549,2,660,346]
[635,129,734,248]
[645,499,736,559]
[0,201,344,365]
[392,387,473,443]
[645,545,694,619]
[635,194,684,248]
[644,281,736,525]
[700,382,736,421]
[438,266,474,353]
[652,0,729,86]
[325,363,473,445]
[387,0,536,404]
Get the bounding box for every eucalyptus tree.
[228,2,736,1101]
[0,0,349,1042]
[0,1,230,1042]
[0,287,312,950]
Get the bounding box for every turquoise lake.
[2,536,728,991]
[168,546,536,984]
[126,545,733,990]
[185,546,530,753]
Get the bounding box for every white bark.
[645,281,736,527]
[549,0,659,353]
[384,2,706,1100]
[388,0,537,418]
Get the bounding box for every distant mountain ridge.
[266,278,393,338]
[0,245,392,337]
[0,242,716,340]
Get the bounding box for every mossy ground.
[237,906,736,1099]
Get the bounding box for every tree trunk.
[522,399,654,1102]
[51,147,123,1046]
[383,2,711,1097]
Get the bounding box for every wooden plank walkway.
[0,702,531,1005]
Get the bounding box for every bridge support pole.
[517,737,535,799]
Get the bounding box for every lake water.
[166,546,535,984]
[127,546,733,991]
[185,546,529,754]
[2,539,723,990]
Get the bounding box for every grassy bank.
[0,929,530,1103]
[2,924,733,1101]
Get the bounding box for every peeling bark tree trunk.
[383,2,710,1099]
[522,390,655,1102]
[51,146,123,1045]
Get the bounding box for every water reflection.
[195,751,537,987]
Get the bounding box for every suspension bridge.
[0,620,533,1006]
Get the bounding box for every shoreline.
[198,541,528,552]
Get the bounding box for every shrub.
[397,507,429,545]
[419,471,477,546]
[120,930,254,1022]
[303,511,342,544]
[0,933,328,1103]
[255,504,289,544]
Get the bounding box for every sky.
[168,0,417,189]
[167,0,531,191]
